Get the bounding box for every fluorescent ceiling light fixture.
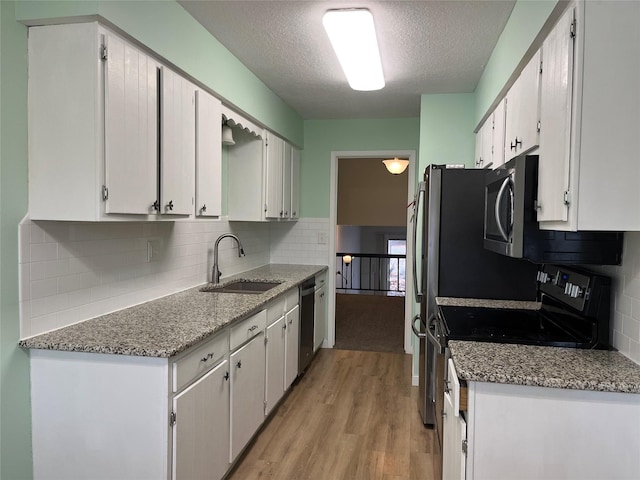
[323,9,385,91]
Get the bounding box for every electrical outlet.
[317,232,327,244]
[146,239,164,262]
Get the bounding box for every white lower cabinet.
[265,316,286,415]
[442,360,467,480]
[230,332,266,462]
[284,304,300,389]
[172,359,230,480]
[28,285,309,480]
[445,359,640,480]
[314,284,327,351]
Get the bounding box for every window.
[387,239,406,292]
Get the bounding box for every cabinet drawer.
[315,272,327,288]
[266,297,286,326]
[284,288,298,312]
[172,329,229,392]
[230,310,267,350]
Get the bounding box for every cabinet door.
[195,89,222,217]
[492,99,506,169]
[537,6,574,223]
[230,334,266,461]
[284,305,300,389]
[172,360,230,480]
[290,147,301,219]
[281,143,292,218]
[264,134,284,219]
[504,50,542,161]
[442,391,466,480]
[161,67,195,215]
[481,117,493,168]
[265,316,286,415]
[474,125,484,168]
[313,286,326,351]
[104,33,158,215]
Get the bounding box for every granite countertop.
[19,264,327,358]
[449,340,640,394]
[436,296,541,310]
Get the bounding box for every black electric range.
[438,264,612,349]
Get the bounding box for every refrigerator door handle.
[412,181,426,303]
[411,314,426,338]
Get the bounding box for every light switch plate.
[317,232,327,244]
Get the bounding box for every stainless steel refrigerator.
[411,165,538,426]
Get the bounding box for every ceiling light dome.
[382,158,409,174]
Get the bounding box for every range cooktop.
[437,264,612,350]
[438,305,591,348]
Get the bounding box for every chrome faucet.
[212,233,245,284]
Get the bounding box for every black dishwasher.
[298,278,315,375]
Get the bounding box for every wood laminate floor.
[227,349,438,480]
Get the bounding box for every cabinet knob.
[248,325,258,332]
[152,200,160,211]
[200,352,214,363]
[167,200,174,211]
[236,360,242,369]
[292,211,297,217]
[284,211,289,217]
[201,204,207,213]
[224,371,230,381]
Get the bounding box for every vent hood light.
[322,9,385,91]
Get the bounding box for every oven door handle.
[495,176,512,242]
[411,314,426,338]
[426,314,445,355]
[426,322,445,355]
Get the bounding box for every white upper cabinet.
[227,126,300,222]
[537,1,640,231]
[160,67,195,216]
[492,100,506,169]
[29,22,159,221]
[536,6,574,224]
[265,133,285,219]
[475,99,506,170]
[104,33,159,215]
[28,22,204,221]
[195,89,222,218]
[290,147,301,219]
[504,49,542,162]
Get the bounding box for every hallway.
[227,349,437,480]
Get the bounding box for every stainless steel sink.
[200,280,282,294]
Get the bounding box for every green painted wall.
[0,2,33,478]
[474,0,557,124]
[15,0,304,146]
[301,118,420,218]
[418,93,476,171]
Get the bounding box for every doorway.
[327,151,416,354]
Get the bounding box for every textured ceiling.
[178,0,516,119]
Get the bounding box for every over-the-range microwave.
[483,155,623,265]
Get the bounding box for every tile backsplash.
[19,216,329,338]
[592,232,640,364]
